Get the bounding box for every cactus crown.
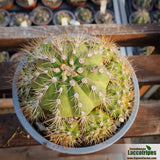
[134,0,152,9]
[132,10,150,24]
[16,35,134,147]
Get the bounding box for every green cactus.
[131,10,150,24]
[16,35,134,147]
[56,13,71,25]
[78,8,93,22]
[134,0,152,9]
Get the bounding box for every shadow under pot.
[129,10,151,24]
[75,6,95,24]
[10,13,32,27]
[0,0,14,10]
[66,0,87,7]
[30,6,53,26]
[154,0,160,10]
[16,0,37,9]
[151,10,160,23]
[41,0,62,10]
[53,10,75,25]
[95,10,115,24]
[0,51,9,62]
[0,9,10,27]
[132,0,153,11]
[91,0,112,8]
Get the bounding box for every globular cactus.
[131,10,150,24]
[134,0,152,9]
[16,35,134,147]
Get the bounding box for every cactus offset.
[16,35,134,147]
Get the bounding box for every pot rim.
[41,0,63,10]
[13,35,139,154]
[30,6,53,26]
[53,10,76,25]
[16,0,37,8]
[0,9,10,27]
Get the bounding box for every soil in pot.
[132,0,153,11]
[53,10,75,25]
[67,0,87,7]
[0,51,9,62]
[151,10,160,23]
[10,13,31,27]
[42,0,62,10]
[0,9,10,27]
[30,6,53,26]
[75,6,95,24]
[129,10,151,24]
[95,10,114,24]
[16,0,37,9]
[154,0,160,10]
[0,0,13,10]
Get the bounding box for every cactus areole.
[13,34,139,154]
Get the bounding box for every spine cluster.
[16,35,134,147]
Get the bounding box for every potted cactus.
[53,10,75,25]
[129,10,151,24]
[0,9,10,27]
[13,34,139,154]
[75,6,95,24]
[67,0,87,7]
[95,10,114,24]
[132,0,153,11]
[30,6,53,26]
[16,0,37,9]
[155,0,160,10]
[91,0,111,8]
[151,10,160,23]
[10,13,31,27]
[42,0,62,10]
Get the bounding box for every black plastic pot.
[129,10,151,24]
[0,9,10,27]
[0,0,14,10]
[16,0,37,9]
[75,6,95,24]
[42,0,62,10]
[10,13,32,27]
[30,6,53,26]
[95,10,115,24]
[66,0,87,7]
[132,0,154,11]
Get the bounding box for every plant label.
[28,0,34,6]
[61,17,68,26]
[100,0,107,14]
[21,21,28,27]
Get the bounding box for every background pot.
[67,0,87,7]
[75,6,95,24]
[16,0,37,9]
[132,0,154,11]
[0,51,9,62]
[53,10,75,25]
[0,9,10,27]
[151,10,160,23]
[129,10,151,24]
[0,0,14,10]
[91,0,112,8]
[30,6,53,26]
[42,0,62,10]
[154,0,160,10]
[13,38,139,154]
[10,13,32,27]
[95,10,115,24]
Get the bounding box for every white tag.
[70,19,80,25]
[100,0,107,14]
[20,21,28,27]
[28,0,34,6]
[61,17,68,26]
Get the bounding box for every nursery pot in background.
[0,9,10,27]
[66,0,87,7]
[13,35,139,154]
[42,0,63,10]
[16,0,37,9]
[0,0,14,10]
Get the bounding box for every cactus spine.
[16,35,134,147]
